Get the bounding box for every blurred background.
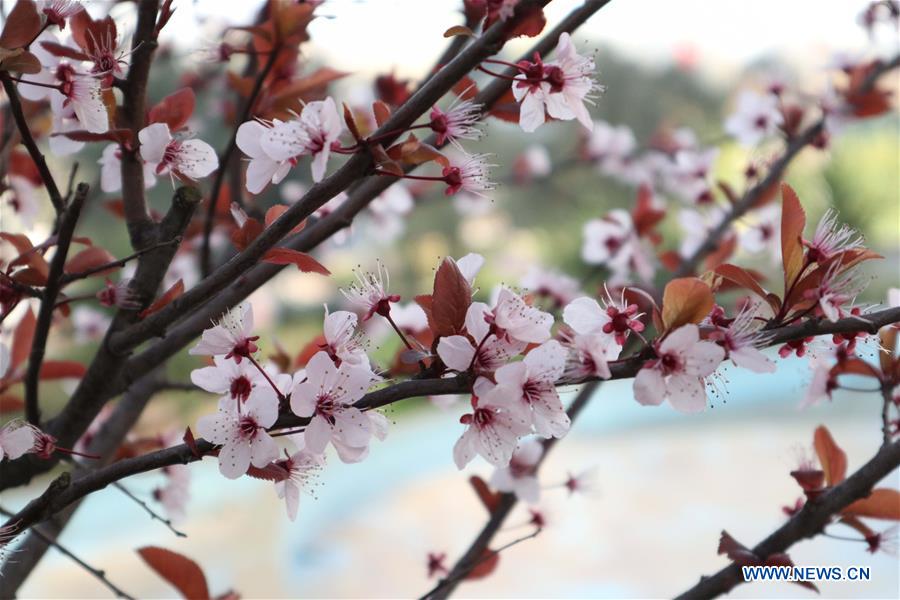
[2,0,899,598]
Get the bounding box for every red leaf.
[264,205,305,234]
[469,475,501,513]
[466,549,500,580]
[717,531,758,565]
[64,246,117,276]
[39,40,91,61]
[661,277,714,332]
[137,547,211,600]
[632,184,665,241]
[842,488,900,520]
[38,361,86,380]
[714,263,780,313]
[506,5,546,39]
[262,248,330,275]
[372,100,392,128]
[11,306,35,373]
[148,88,196,132]
[0,232,33,256]
[452,76,479,102]
[0,0,42,50]
[230,218,264,251]
[780,183,806,291]
[813,425,847,486]
[139,279,184,319]
[0,395,25,415]
[430,258,472,338]
[52,128,133,145]
[1,49,41,73]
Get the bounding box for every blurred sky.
[156,0,898,82]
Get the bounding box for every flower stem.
[248,355,286,401]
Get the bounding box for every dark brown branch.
[106,0,555,357]
[23,183,89,425]
[0,71,65,215]
[5,307,899,539]
[673,437,900,600]
[119,0,161,250]
[199,42,281,277]
[0,506,136,600]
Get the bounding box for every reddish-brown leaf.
[452,76,479,102]
[230,218,264,251]
[64,246,117,277]
[11,267,47,286]
[830,358,880,380]
[465,549,500,580]
[38,361,86,380]
[139,279,185,319]
[469,475,501,513]
[444,25,475,38]
[0,0,42,50]
[813,425,847,486]
[10,306,35,373]
[1,49,41,73]
[372,100,392,128]
[506,5,546,39]
[0,395,25,415]
[431,258,472,338]
[264,205,305,235]
[717,531,758,565]
[39,40,91,61]
[262,248,330,275]
[780,183,807,291]
[183,427,201,459]
[137,547,211,600]
[661,277,714,332]
[842,489,900,520]
[714,263,780,313]
[0,232,33,256]
[148,88,196,132]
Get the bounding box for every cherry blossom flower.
[260,97,344,182]
[723,90,784,146]
[429,98,483,147]
[437,302,526,374]
[189,304,260,363]
[154,463,191,524]
[804,264,868,322]
[581,210,635,267]
[272,448,323,521]
[564,467,598,495]
[0,421,37,461]
[563,290,645,347]
[707,304,776,373]
[196,391,279,479]
[96,278,138,309]
[442,153,495,197]
[456,253,485,286]
[802,358,838,408]
[17,38,109,135]
[98,143,158,193]
[235,120,294,193]
[804,209,864,264]
[340,262,401,321]
[664,148,718,204]
[585,121,636,176]
[37,0,84,28]
[512,144,552,182]
[486,287,554,345]
[493,340,569,438]
[191,355,281,411]
[321,308,370,368]
[520,267,581,308]
[489,437,544,503]
[453,379,531,469]
[561,330,616,381]
[513,33,599,132]
[739,204,781,258]
[138,123,218,181]
[633,324,725,413]
[289,352,377,457]
[678,206,727,258]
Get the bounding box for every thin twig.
[111,481,186,538]
[59,237,182,284]
[23,183,89,425]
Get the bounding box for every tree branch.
[673,437,900,600]
[0,71,64,216]
[23,183,89,425]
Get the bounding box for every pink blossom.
[154,463,191,524]
[189,304,260,363]
[236,120,294,193]
[512,144,552,182]
[429,98,483,147]
[561,330,616,381]
[138,123,218,181]
[487,287,554,345]
[442,153,495,197]
[804,263,867,322]
[804,209,863,264]
[513,33,599,132]
[453,379,531,469]
[196,392,279,479]
[678,207,727,258]
[289,352,377,458]
[260,97,344,182]
[489,437,543,504]
[723,90,784,146]
[340,262,401,321]
[520,267,581,308]
[96,278,138,309]
[272,448,323,521]
[739,204,781,258]
[802,358,838,408]
[437,302,526,374]
[321,308,370,367]
[191,355,282,411]
[2,175,40,229]
[581,210,634,266]
[633,324,725,413]
[585,121,636,175]
[563,291,644,347]
[37,0,84,28]
[707,304,776,373]
[0,421,38,461]
[493,340,570,438]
